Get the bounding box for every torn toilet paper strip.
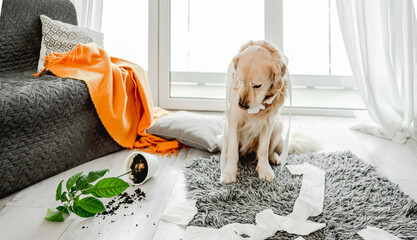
[247,95,276,114]
[184,223,256,240]
[247,103,266,114]
[161,199,197,225]
[183,209,326,240]
[358,226,402,240]
[252,209,325,237]
[286,163,325,220]
[183,163,326,240]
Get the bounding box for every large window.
[101,0,149,70]
[161,0,364,111]
[282,0,363,109]
[100,0,365,113]
[284,0,351,76]
[170,0,264,99]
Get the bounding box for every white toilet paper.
[161,199,198,225]
[183,209,326,240]
[251,209,325,238]
[286,163,325,220]
[358,226,402,240]
[183,163,326,240]
[184,223,257,240]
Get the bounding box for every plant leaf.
[83,187,102,198]
[91,191,103,198]
[73,201,96,218]
[56,206,70,215]
[66,171,84,191]
[87,189,103,198]
[68,205,74,213]
[87,169,109,183]
[61,192,68,202]
[56,180,63,201]
[91,177,130,198]
[45,209,64,222]
[77,197,105,213]
[81,185,93,194]
[76,175,88,191]
[68,191,75,198]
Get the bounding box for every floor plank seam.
[57,219,75,240]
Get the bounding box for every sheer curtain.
[0,0,3,17]
[70,0,103,32]
[336,0,417,143]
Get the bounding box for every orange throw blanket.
[35,43,181,156]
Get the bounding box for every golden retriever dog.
[220,40,321,183]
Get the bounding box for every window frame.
[152,0,358,116]
[148,0,159,105]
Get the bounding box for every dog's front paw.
[220,167,237,184]
[257,164,275,182]
[269,152,280,165]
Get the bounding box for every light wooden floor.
[1,115,416,240]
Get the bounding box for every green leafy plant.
[45,169,130,222]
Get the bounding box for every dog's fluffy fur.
[220,40,321,183]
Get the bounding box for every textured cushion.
[0,0,77,73]
[147,111,224,152]
[37,14,103,71]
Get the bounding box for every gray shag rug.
[184,151,417,240]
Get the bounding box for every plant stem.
[117,170,133,178]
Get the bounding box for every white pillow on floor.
[147,111,225,153]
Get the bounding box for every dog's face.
[233,42,287,111]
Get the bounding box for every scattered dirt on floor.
[96,188,146,217]
[81,188,147,231]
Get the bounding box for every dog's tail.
[288,132,322,155]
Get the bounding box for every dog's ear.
[232,54,240,71]
[270,60,287,93]
[258,40,287,93]
[278,61,287,81]
[231,54,241,90]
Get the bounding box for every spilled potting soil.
[97,188,146,216]
[81,188,147,231]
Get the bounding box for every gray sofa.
[0,0,122,197]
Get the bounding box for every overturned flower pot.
[124,152,159,185]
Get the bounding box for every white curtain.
[0,0,3,18]
[70,0,103,32]
[336,0,417,143]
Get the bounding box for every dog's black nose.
[238,101,249,110]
